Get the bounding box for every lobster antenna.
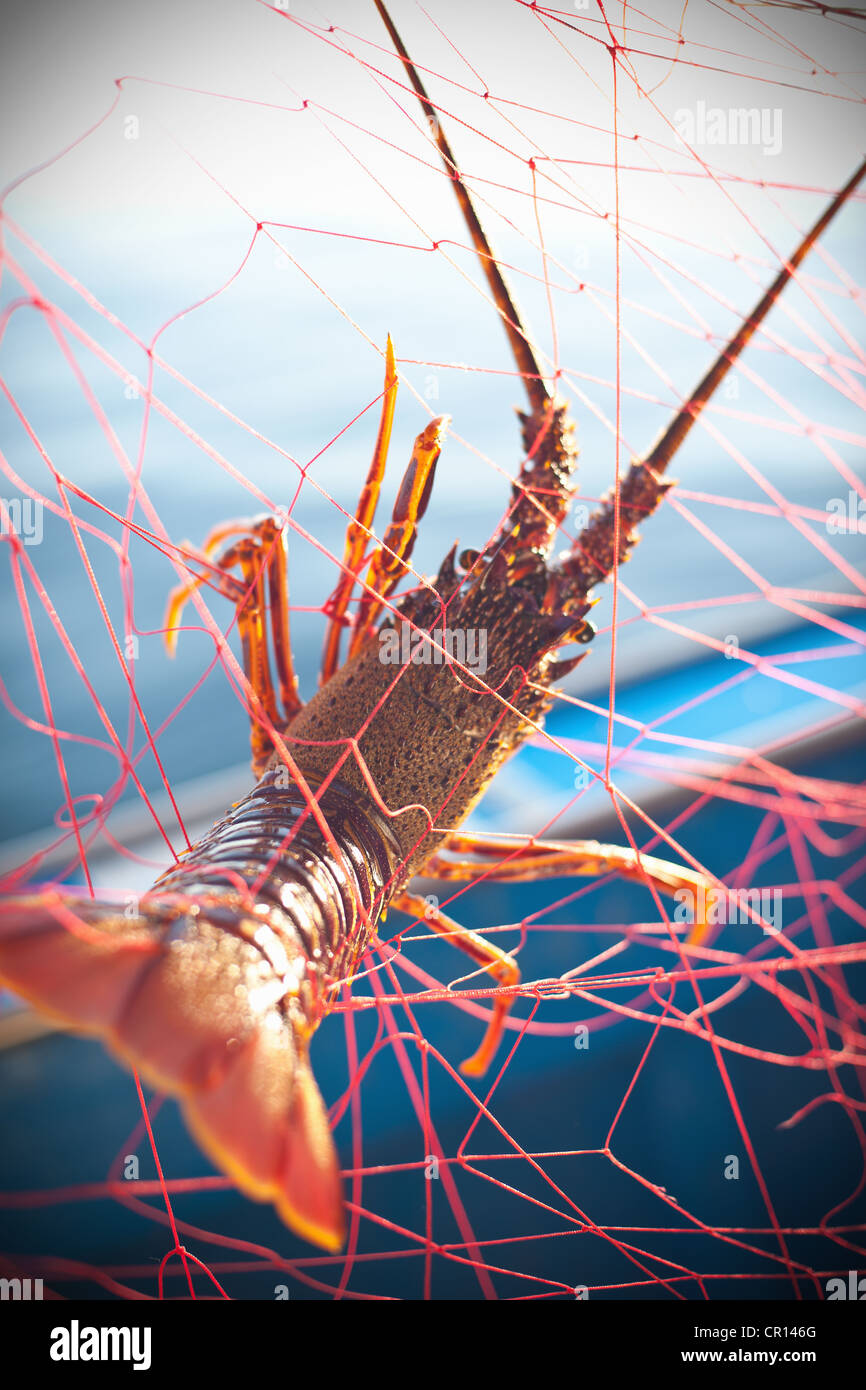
[643,155,866,476]
[374,0,551,413]
[558,154,866,599]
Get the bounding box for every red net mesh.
[0,0,864,1299]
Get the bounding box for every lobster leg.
[427,833,712,945]
[349,414,450,656]
[165,515,301,774]
[321,336,400,684]
[395,836,713,1077]
[393,890,520,1077]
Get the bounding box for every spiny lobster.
[1,1,863,1252]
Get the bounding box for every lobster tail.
[184,1022,344,1251]
[0,890,345,1252]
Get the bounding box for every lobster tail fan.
[0,892,345,1252]
[0,893,162,1032]
[183,1013,346,1253]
